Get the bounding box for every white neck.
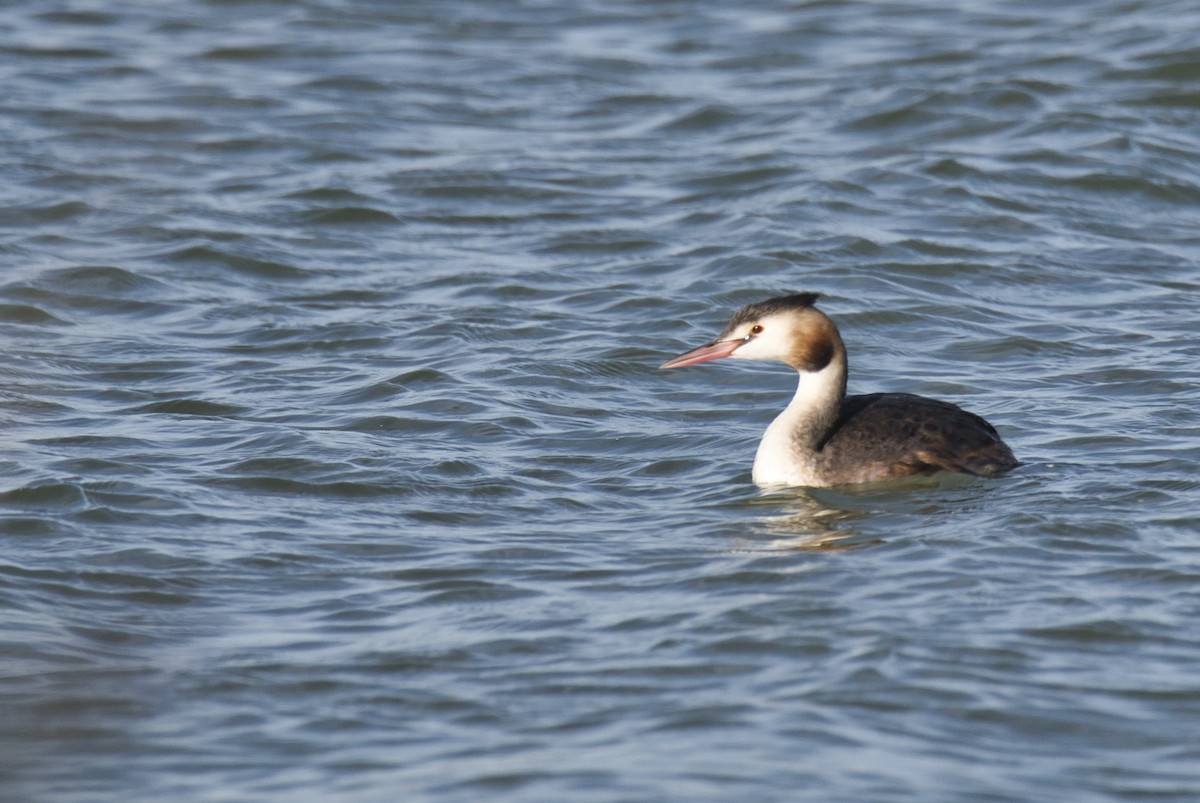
[751,360,846,487]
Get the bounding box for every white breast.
[750,362,844,488]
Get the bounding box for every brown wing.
[821,393,1019,479]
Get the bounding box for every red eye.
[750,324,764,335]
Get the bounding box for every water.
[3,0,1200,799]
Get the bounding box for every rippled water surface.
[4,0,1200,799]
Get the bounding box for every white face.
[661,302,838,373]
[723,314,798,363]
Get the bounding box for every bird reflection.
[730,488,882,552]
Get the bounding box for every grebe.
[660,293,1019,488]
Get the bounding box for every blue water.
[3,1,1200,800]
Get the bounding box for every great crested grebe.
[660,293,1019,488]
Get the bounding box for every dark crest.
[727,292,821,328]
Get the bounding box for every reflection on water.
[736,472,1005,551]
[737,488,873,552]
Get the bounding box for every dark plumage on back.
[822,393,1019,481]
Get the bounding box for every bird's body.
[660,293,1018,488]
